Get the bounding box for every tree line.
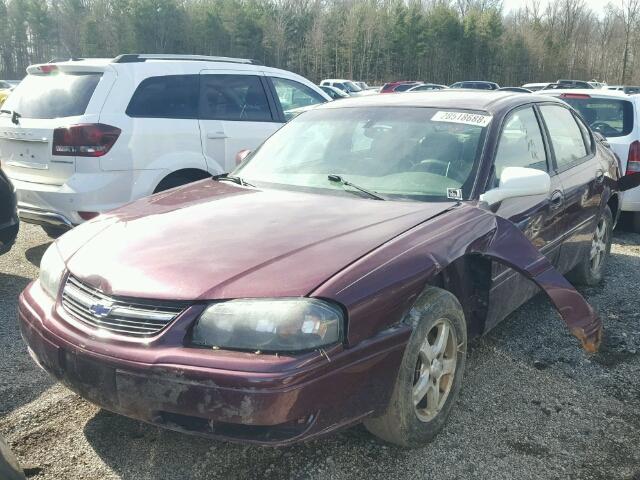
[1,0,639,86]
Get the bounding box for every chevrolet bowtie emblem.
[89,303,113,318]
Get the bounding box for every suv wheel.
[363,287,467,447]
[41,225,68,239]
[569,206,613,286]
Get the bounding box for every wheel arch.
[607,192,620,227]
[424,254,492,339]
[153,168,211,193]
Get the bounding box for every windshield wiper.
[212,173,255,188]
[327,174,386,201]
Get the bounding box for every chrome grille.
[61,275,188,337]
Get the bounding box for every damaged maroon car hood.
[62,181,455,300]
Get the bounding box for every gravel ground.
[1,223,639,480]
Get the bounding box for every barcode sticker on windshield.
[432,111,492,127]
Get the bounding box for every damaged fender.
[477,214,602,353]
[315,203,603,353]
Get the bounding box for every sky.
[502,0,615,17]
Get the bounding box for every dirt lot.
[1,223,639,480]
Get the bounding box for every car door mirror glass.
[480,166,551,205]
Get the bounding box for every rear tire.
[569,206,613,286]
[363,287,467,447]
[629,212,640,233]
[41,225,68,239]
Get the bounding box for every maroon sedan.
[19,92,636,447]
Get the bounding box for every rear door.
[485,105,565,329]
[538,103,604,274]
[198,71,281,173]
[0,65,113,185]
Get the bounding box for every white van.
[0,54,330,236]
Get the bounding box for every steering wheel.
[590,122,618,136]
[411,159,450,176]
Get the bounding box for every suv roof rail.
[112,54,262,66]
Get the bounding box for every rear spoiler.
[26,63,107,75]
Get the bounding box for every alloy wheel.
[412,318,458,422]
[590,217,609,273]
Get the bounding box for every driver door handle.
[550,190,564,209]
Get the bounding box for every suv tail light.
[52,124,121,157]
[627,140,640,175]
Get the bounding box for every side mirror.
[480,166,551,205]
[235,149,251,166]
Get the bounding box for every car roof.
[316,90,564,114]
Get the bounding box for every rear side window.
[2,72,101,119]
[493,107,548,182]
[394,83,415,92]
[539,105,588,168]
[561,97,634,137]
[199,74,273,122]
[126,75,199,119]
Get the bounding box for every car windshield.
[343,81,362,93]
[561,96,634,137]
[235,107,490,202]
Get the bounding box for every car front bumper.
[18,281,409,446]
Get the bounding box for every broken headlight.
[191,298,343,353]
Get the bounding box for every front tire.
[569,206,613,286]
[363,287,467,447]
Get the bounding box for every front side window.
[199,74,273,122]
[235,107,490,202]
[343,81,362,93]
[539,105,588,169]
[2,72,102,119]
[271,77,326,120]
[126,75,199,119]
[493,107,548,184]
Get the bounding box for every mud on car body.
[18,91,639,447]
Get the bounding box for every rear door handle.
[550,190,564,209]
[207,132,228,139]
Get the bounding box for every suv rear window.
[126,75,199,119]
[2,72,102,119]
[561,96,634,137]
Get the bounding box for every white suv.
[0,54,330,236]
[539,89,640,231]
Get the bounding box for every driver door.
[485,105,565,330]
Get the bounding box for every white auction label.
[432,111,492,127]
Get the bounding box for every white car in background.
[539,89,640,231]
[406,83,448,92]
[522,83,550,91]
[0,54,330,236]
[320,79,376,96]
